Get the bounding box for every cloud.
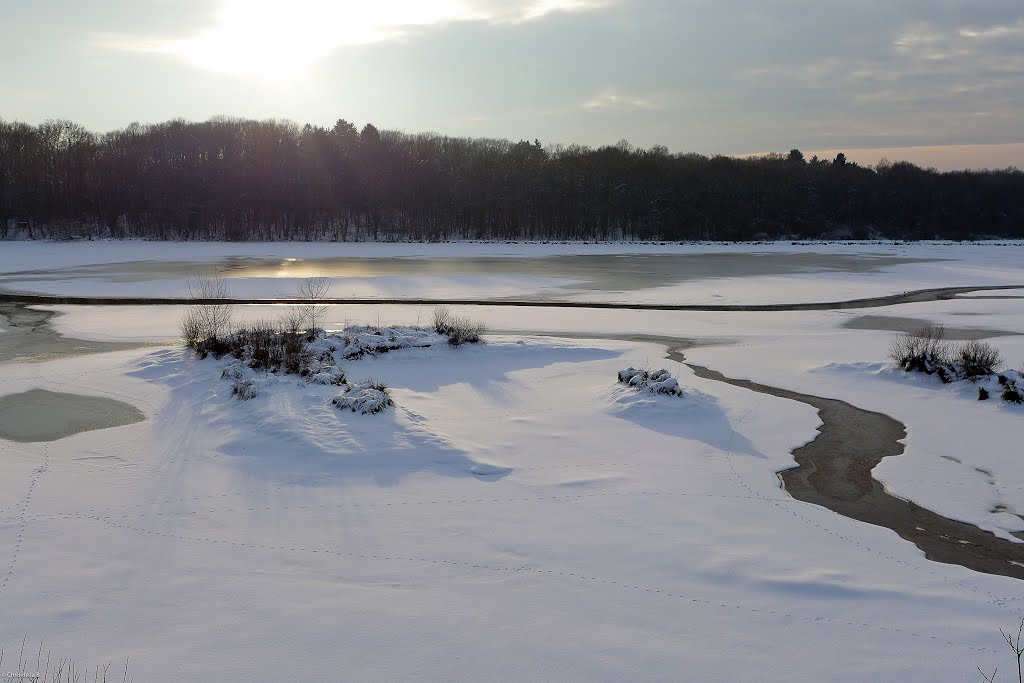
[97,0,610,78]
[57,0,1024,156]
[582,88,660,111]
[733,7,1024,148]
[959,20,1024,40]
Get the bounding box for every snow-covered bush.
[220,361,247,382]
[231,377,260,401]
[1000,374,1024,404]
[200,322,474,412]
[900,362,1024,407]
[315,326,445,360]
[307,365,347,386]
[332,381,394,414]
[617,368,684,397]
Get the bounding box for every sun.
[163,0,470,79]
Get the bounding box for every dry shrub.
[956,340,1003,378]
[179,306,204,348]
[432,306,452,334]
[279,305,308,335]
[431,306,485,346]
[446,317,486,346]
[889,324,951,370]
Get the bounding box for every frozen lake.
[0,251,936,299]
[0,389,144,442]
[3,240,1022,305]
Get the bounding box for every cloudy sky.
[3,0,1023,168]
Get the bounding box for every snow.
[35,297,1024,537]
[2,242,1024,680]
[2,339,1016,681]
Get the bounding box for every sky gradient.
[3,0,1023,169]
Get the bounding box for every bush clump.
[190,307,493,415]
[890,328,1023,405]
[618,367,684,397]
[327,325,441,360]
[446,317,487,346]
[432,306,452,335]
[332,381,394,414]
[891,327,1006,382]
[433,306,486,346]
[200,320,315,374]
[957,340,1003,378]
[889,324,951,375]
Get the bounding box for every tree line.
[1,117,1022,241]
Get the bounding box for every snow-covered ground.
[1,242,1024,680]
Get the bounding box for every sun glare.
[163,0,471,79]
[152,0,604,79]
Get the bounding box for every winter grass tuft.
[0,638,132,683]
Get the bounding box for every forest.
[1,116,1022,242]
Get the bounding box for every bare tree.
[186,272,231,299]
[297,275,330,335]
[181,272,235,344]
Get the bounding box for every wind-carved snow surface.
[0,333,1018,681]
